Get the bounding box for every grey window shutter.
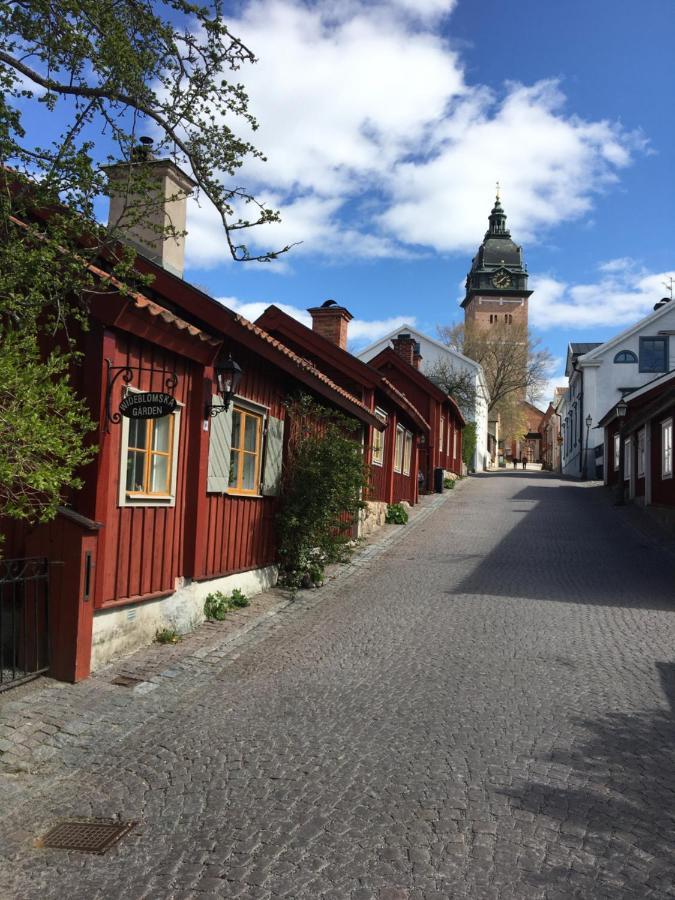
[262,415,285,496]
[207,396,233,492]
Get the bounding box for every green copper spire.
[486,186,510,237]
[461,188,531,308]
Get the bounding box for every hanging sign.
[119,392,177,420]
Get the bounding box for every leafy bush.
[155,626,180,644]
[385,502,409,525]
[229,588,250,608]
[462,421,477,470]
[443,477,455,489]
[204,588,250,620]
[278,395,370,589]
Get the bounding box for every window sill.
[226,491,265,499]
[121,494,175,507]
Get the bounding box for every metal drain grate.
[39,819,136,854]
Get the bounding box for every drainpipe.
[554,408,562,473]
[579,389,584,479]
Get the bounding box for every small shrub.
[204,588,250,619]
[229,588,250,608]
[204,590,229,620]
[443,477,455,489]
[155,626,180,644]
[385,502,408,525]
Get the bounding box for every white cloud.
[530,263,675,330]
[217,296,416,348]
[217,296,312,327]
[535,356,566,408]
[183,0,643,270]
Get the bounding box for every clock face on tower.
[491,271,512,289]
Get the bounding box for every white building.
[561,298,675,479]
[357,325,491,471]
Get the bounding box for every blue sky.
[176,0,675,402]
[17,0,675,403]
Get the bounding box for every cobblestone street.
[2,471,675,899]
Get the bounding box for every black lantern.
[206,354,242,417]
[616,399,628,418]
[585,414,592,429]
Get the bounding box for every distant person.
[522,456,527,470]
[512,457,517,469]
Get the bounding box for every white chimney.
[104,139,197,278]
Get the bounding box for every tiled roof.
[380,377,430,430]
[129,292,220,345]
[9,213,377,423]
[9,214,220,346]
[232,314,376,420]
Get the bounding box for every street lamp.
[206,354,243,417]
[615,399,629,505]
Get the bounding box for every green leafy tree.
[0,334,95,524]
[0,0,288,538]
[277,396,370,589]
[461,422,477,471]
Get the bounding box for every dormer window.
[613,350,638,364]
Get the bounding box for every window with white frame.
[394,424,405,473]
[120,393,181,506]
[439,417,444,455]
[372,427,385,466]
[663,418,673,478]
[403,430,413,476]
[613,432,620,470]
[371,408,387,466]
[637,428,646,477]
[453,430,458,460]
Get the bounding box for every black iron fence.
[0,557,49,692]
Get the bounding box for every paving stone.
[1,475,675,898]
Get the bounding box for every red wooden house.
[256,303,428,525]
[366,334,465,491]
[600,370,675,509]
[2,162,383,685]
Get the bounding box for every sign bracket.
[104,359,178,431]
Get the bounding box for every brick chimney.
[308,300,353,350]
[413,341,423,370]
[392,333,416,367]
[104,138,197,278]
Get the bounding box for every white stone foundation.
[91,566,278,671]
[358,500,388,537]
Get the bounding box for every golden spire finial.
[495,180,500,202]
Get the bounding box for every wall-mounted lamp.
[206,354,243,418]
[585,414,593,429]
[615,399,628,418]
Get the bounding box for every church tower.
[462,189,532,329]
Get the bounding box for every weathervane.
[495,180,500,201]
[663,276,674,300]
